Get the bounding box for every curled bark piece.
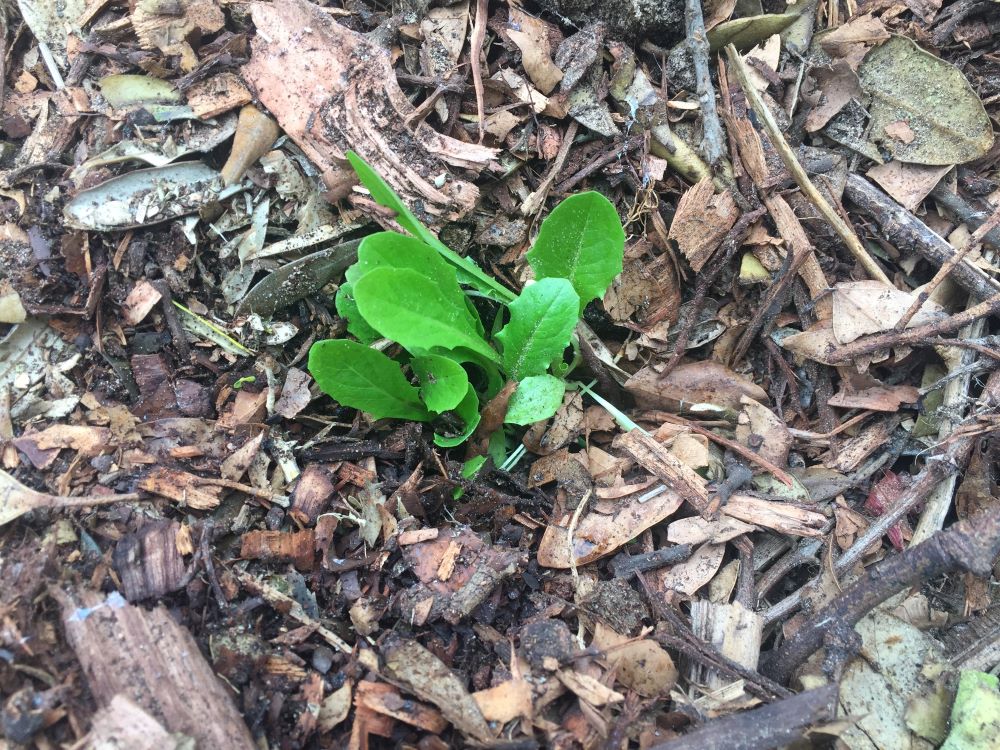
[243,0,497,224]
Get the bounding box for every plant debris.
[1,0,1000,747]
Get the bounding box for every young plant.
[308,152,625,448]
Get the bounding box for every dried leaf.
[0,468,138,527]
[244,0,496,222]
[626,360,768,413]
[592,624,678,697]
[865,161,951,211]
[508,7,563,95]
[537,486,683,568]
[381,635,493,743]
[832,281,946,344]
[859,35,994,165]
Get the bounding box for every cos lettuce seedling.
[308,152,624,448]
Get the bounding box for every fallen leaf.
[736,396,791,466]
[667,515,757,545]
[866,161,951,211]
[832,280,947,343]
[508,7,563,95]
[626,360,768,412]
[651,542,726,596]
[0,469,140,527]
[274,367,312,419]
[121,279,162,325]
[537,486,683,568]
[592,624,678,697]
[828,384,920,411]
[472,678,534,723]
[243,0,496,223]
[859,35,994,165]
[557,669,624,705]
[381,635,493,743]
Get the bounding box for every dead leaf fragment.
[626,360,768,413]
[557,669,624,705]
[832,281,946,343]
[121,279,162,325]
[0,469,140,527]
[381,635,493,743]
[865,161,951,211]
[537,486,683,569]
[132,0,225,72]
[473,678,534,723]
[508,7,563,95]
[592,624,678,697]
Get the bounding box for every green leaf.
[527,192,624,310]
[353,267,499,363]
[433,384,481,447]
[411,354,469,412]
[505,375,566,425]
[461,455,487,478]
[346,232,455,288]
[308,339,431,421]
[345,151,515,302]
[335,283,380,344]
[345,152,445,252]
[347,232,482,330]
[495,278,579,379]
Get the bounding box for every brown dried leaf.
[508,7,563,95]
[557,669,624,705]
[603,256,680,328]
[185,71,252,119]
[12,424,111,469]
[274,367,312,419]
[132,0,225,72]
[592,623,678,697]
[121,279,162,325]
[667,515,757,545]
[724,494,826,536]
[0,468,138,527]
[818,14,890,60]
[828,384,920,411]
[625,360,768,412]
[865,161,951,211]
[381,635,493,743]
[650,542,725,596]
[832,281,946,344]
[537,486,683,568]
[736,396,791,466]
[472,678,534,723]
[804,61,861,133]
[356,681,447,733]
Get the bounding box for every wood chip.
[58,588,256,749]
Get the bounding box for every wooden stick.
[845,174,1000,301]
[827,291,1000,362]
[725,45,891,285]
